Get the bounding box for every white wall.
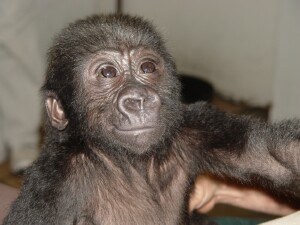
[123,0,281,106]
[36,0,115,63]
[270,0,300,120]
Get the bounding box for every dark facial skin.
[82,48,166,153]
[3,15,300,225]
[45,47,168,153]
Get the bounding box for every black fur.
[4,15,300,225]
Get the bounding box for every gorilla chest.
[88,163,189,225]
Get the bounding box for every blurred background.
[0,0,299,221]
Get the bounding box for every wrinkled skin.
[80,48,171,153]
[3,15,300,225]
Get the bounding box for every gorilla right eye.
[141,61,156,74]
[100,66,117,78]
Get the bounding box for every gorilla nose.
[117,85,161,116]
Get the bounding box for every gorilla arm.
[184,102,300,200]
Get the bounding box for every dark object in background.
[180,75,214,103]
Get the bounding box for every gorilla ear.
[45,97,69,130]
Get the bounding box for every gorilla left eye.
[100,66,117,78]
[141,62,156,74]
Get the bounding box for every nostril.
[117,85,161,117]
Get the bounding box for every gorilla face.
[81,47,172,153]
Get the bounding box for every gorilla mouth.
[115,126,155,133]
[113,125,159,149]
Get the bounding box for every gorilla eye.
[100,66,117,78]
[141,62,156,74]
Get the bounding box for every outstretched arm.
[184,102,300,200]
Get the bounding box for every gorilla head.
[43,15,182,154]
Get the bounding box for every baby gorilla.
[4,15,300,225]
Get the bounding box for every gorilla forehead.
[54,14,167,56]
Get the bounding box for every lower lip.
[115,127,155,134]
